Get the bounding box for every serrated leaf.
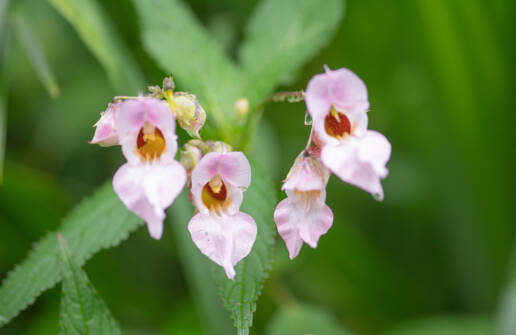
[58,235,122,335]
[239,0,344,107]
[131,0,245,136]
[11,11,60,98]
[266,304,353,335]
[48,0,144,94]
[0,182,142,328]
[168,191,234,335]
[212,160,277,333]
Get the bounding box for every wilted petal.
[174,92,206,137]
[274,196,333,259]
[113,161,186,239]
[188,212,257,279]
[321,131,391,200]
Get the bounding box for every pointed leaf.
[48,0,144,94]
[58,235,122,335]
[0,182,142,327]
[212,160,277,333]
[239,0,344,107]
[11,11,60,98]
[132,0,245,135]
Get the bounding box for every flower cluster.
[274,66,391,259]
[90,66,391,277]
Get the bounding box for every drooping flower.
[306,66,391,199]
[188,151,256,279]
[274,151,333,259]
[111,98,187,239]
[90,103,120,147]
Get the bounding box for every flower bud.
[162,75,175,92]
[180,140,207,175]
[206,141,232,153]
[174,92,206,138]
[234,97,250,122]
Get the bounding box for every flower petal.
[113,161,186,239]
[188,212,257,279]
[282,154,329,193]
[306,72,332,123]
[326,67,369,113]
[274,197,333,259]
[90,106,119,147]
[321,132,390,200]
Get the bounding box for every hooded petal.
[113,161,186,239]
[283,154,329,193]
[274,196,333,259]
[116,98,178,164]
[90,105,119,146]
[321,131,390,200]
[191,152,251,214]
[325,66,369,113]
[306,72,332,121]
[188,212,257,279]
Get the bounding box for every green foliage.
[239,0,344,106]
[132,0,245,136]
[0,0,8,183]
[266,303,352,335]
[0,182,142,327]
[383,316,495,335]
[212,161,277,333]
[58,235,122,335]
[48,0,144,94]
[11,11,60,98]
[168,192,234,335]
[498,247,516,335]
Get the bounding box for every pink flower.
[188,151,256,279]
[90,103,119,147]
[112,98,187,239]
[274,152,333,259]
[306,66,391,199]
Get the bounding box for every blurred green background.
[0,0,515,334]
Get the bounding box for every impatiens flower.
[188,151,256,279]
[112,98,187,239]
[172,92,206,138]
[306,66,391,199]
[90,103,119,147]
[274,152,333,259]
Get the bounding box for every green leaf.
[48,0,144,94]
[58,235,122,335]
[383,316,495,335]
[0,0,10,183]
[132,0,245,136]
[0,182,142,327]
[11,11,60,98]
[266,304,353,335]
[499,247,516,335]
[239,0,344,107]
[212,160,277,333]
[168,191,234,335]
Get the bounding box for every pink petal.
[306,73,332,124]
[283,154,329,193]
[274,196,333,259]
[90,106,119,147]
[116,98,175,137]
[113,161,186,239]
[188,212,257,279]
[326,67,369,112]
[321,131,391,200]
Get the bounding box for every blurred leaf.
[0,182,142,327]
[239,0,344,107]
[383,316,495,335]
[11,11,60,98]
[266,304,352,335]
[213,160,276,333]
[132,0,245,137]
[58,235,122,335]
[0,0,9,183]
[168,191,234,335]
[48,0,144,94]
[498,247,516,335]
